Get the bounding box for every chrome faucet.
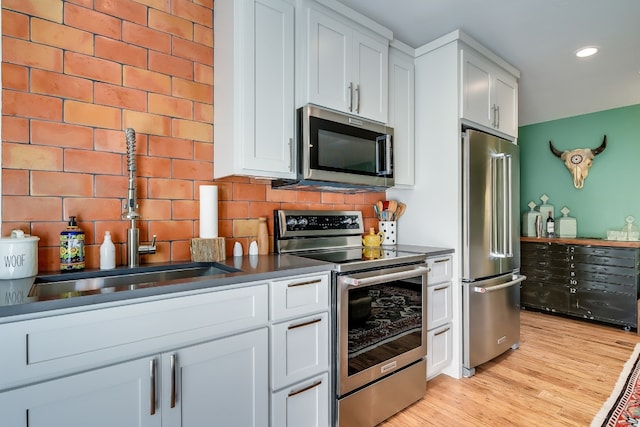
[123,128,157,267]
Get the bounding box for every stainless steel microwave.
[271,104,394,192]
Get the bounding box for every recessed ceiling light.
[576,47,598,58]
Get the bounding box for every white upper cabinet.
[388,41,415,187]
[461,46,518,138]
[214,0,296,179]
[298,0,390,123]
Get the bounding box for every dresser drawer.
[427,281,452,330]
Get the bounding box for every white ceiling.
[337,0,640,125]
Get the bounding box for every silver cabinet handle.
[170,353,177,408]
[288,380,322,398]
[434,327,451,336]
[347,82,353,112]
[288,278,322,288]
[434,285,449,292]
[288,317,322,330]
[433,258,449,264]
[150,359,157,415]
[355,84,360,114]
[496,105,500,128]
[288,138,294,172]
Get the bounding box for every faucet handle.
[150,235,157,248]
[139,235,157,255]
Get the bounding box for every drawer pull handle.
[433,258,449,264]
[170,353,177,408]
[288,318,322,330]
[288,279,322,288]
[150,359,157,415]
[434,285,449,291]
[288,380,322,397]
[435,327,451,336]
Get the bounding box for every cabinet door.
[427,281,452,330]
[306,7,352,113]
[0,358,158,427]
[271,373,329,427]
[388,46,414,186]
[244,0,295,175]
[461,48,492,128]
[493,72,518,137]
[162,328,269,427]
[353,31,388,123]
[427,323,452,379]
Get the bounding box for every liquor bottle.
[546,211,555,238]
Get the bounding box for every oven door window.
[346,277,424,376]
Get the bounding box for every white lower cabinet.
[162,329,269,427]
[0,329,269,427]
[269,273,331,427]
[427,324,453,378]
[0,357,158,427]
[426,255,454,379]
[272,372,329,427]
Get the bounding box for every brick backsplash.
[1,0,383,272]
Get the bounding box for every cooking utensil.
[387,200,398,219]
[395,203,406,220]
[376,201,384,219]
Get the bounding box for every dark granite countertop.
[0,244,454,321]
[0,254,333,321]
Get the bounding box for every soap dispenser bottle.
[60,216,85,271]
[100,231,116,270]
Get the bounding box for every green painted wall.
[519,104,640,238]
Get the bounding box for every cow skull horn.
[591,135,607,156]
[548,135,608,189]
[549,141,564,158]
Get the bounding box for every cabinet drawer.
[270,273,329,321]
[571,254,639,269]
[271,372,329,427]
[427,255,452,285]
[0,284,269,391]
[427,323,452,379]
[571,246,639,260]
[271,312,329,391]
[427,281,452,330]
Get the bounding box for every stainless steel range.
[275,210,429,427]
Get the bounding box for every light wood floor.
[381,309,640,426]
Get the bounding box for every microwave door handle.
[340,266,429,288]
[376,135,392,175]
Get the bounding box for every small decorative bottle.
[546,211,555,238]
[257,217,269,255]
[60,216,85,271]
[100,231,116,270]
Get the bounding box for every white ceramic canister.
[0,229,40,280]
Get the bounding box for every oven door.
[336,264,428,396]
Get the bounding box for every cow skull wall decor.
[549,135,607,189]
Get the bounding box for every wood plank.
[380,309,640,426]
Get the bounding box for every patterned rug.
[592,343,640,426]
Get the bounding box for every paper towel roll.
[199,185,218,238]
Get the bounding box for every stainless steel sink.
[31,263,240,300]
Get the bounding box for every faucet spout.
[123,128,157,267]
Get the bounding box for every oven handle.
[340,266,429,287]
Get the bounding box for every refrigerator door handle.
[473,275,526,293]
[491,154,509,258]
[505,154,513,257]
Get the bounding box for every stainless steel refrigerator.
[461,128,526,377]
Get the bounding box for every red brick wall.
[1,0,382,272]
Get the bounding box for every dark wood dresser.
[520,237,640,330]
